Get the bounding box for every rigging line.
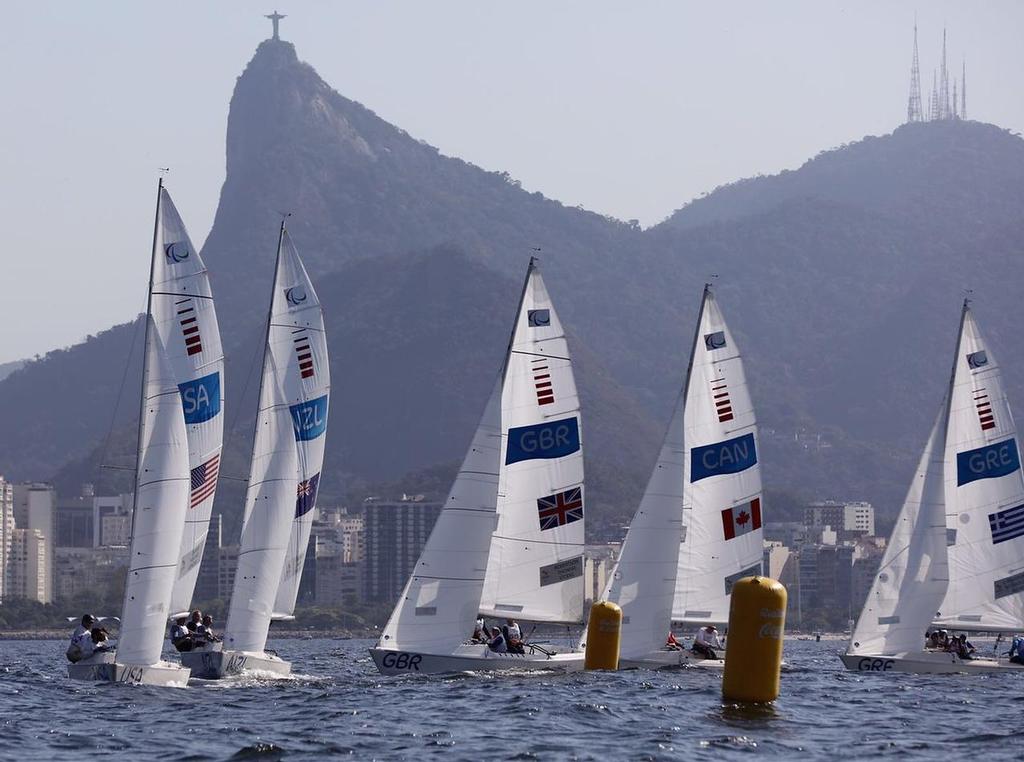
[98,307,147,479]
[151,291,215,300]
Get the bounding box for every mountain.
[4,36,1024,536]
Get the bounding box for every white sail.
[935,306,1024,631]
[673,286,763,624]
[848,403,950,656]
[222,224,309,653]
[599,380,686,658]
[272,231,330,617]
[117,320,192,664]
[154,188,226,615]
[378,379,502,652]
[480,259,585,624]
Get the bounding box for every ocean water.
[2,637,1023,760]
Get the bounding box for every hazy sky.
[3,1,1023,363]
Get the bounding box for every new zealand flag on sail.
[296,473,320,518]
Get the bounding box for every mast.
[127,178,163,544]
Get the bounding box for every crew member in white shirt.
[66,614,97,663]
[692,625,724,659]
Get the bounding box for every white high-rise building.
[13,483,56,603]
[0,478,13,603]
[8,528,48,603]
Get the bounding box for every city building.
[0,478,14,602]
[194,514,223,603]
[12,483,55,603]
[361,497,442,604]
[797,544,856,622]
[55,485,95,548]
[217,545,239,601]
[804,501,875,542]
[93,493,133,547]
[7,528,48,602]
[584,544,618,607]
[54,546,130,601]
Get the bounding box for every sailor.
[196,614,219,644]
[954,633,975,660]
[90,627,114,655]
[665,631,682,651]
[1007,635,1024,665]
[66,614,97,663]
[692,625,724,659]
[471,619,488,643]
[504,618,525,654]
[170,616,193,652]
[190,609,203,629]
[488,626,508,653]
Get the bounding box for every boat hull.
[179,645,291,679]
[618,649,725,670]
[370,644,585,676]
[841,651,1024,675]
[67,652,190,687]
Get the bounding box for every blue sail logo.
[178,372,221,424]
[505,417,581,465]
[957,438,1020,486]
[290,394,328,441]
[691,433,757,482]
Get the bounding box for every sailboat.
[182,222,329,679]
[371,258,585,675]
[68,180,194,686]
[842,300,1024,674]
[595,284,763,669]
[159,190,225,620]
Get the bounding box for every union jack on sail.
[537,486,584,531]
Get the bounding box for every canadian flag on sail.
[721,498,762,541]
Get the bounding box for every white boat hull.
[67,651,190,687]
[370,643,585,676]
[841,651,1024,675]
[618,648,725,670]
[179,644,291,679]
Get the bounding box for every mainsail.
[155,188,226,616]
[271,230,330,617]
[479,258,585,624]
[673,285,763,625]
[117,182,193,666]
[223,223,312,653]
[378,379,502,653]
[935,306,1024,631]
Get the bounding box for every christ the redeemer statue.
[266,11,286,40]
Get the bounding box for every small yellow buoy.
[583,600,622,670]
[721,576,786,703]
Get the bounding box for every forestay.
[155,188,226,617]
[480,259,586,624]
[673,286,763,625]
[224,224,308,653]
[935,306,1024,631]
[272,230,331,617]
[378,379,502,652]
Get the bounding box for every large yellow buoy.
[583,600,622,670]
[722,576,786,703]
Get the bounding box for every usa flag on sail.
[721,498,761,541]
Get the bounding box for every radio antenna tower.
[961,59,967,119]
[907,21,923,122]
[939,28,950,119]
[929,71,940,121]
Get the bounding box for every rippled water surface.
[2,637,1024,760]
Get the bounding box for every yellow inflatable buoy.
[721,576,786,703]
[583,600,622,670]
